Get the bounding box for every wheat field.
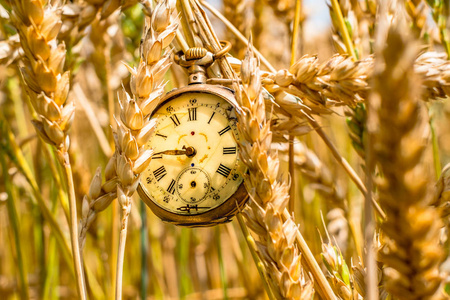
[1,0,450,299]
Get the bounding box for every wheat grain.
[372,25,444,300]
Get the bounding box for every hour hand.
[153,149,186,156]
[153,146,196,157]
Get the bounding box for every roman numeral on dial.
[208,112,215,124]
[223,147,237,155]
[218,125,231,136]
[170,114,180,126]
[216,164,231,177]
[167,179,176,194]
[156,133,167,139]
[188,107,197,121]
[153,166,167,181]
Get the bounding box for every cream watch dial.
[140,91,246,215]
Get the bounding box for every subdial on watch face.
[176,167,211,204]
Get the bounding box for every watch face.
[140,90,246,216]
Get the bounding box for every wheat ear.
[264,52,450,115]
[404,0,429,37]
[328,0,358,59]
[321,241,354,300]
[234,44,318,300]
[9,0,88,298]
[58,0,124,43]
[275,142,347,212]
[223,0,251,57]
[427,0,450,57]
[372,26,445,299]
[434,164,450,237]
[265,0,295,25]
[0,34,20,66]
[202,0,450,110]
[112,1,177,299]
[78,164,118,249]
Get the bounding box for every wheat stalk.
[9,0,88,298]
[371,25,445,299]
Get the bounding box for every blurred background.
[1,0,450,299]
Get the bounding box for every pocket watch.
[137,45,248,227]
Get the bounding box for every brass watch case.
[137,84,248,227]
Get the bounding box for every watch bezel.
[137,84,248,227]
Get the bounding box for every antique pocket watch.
[137,45,248,227]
